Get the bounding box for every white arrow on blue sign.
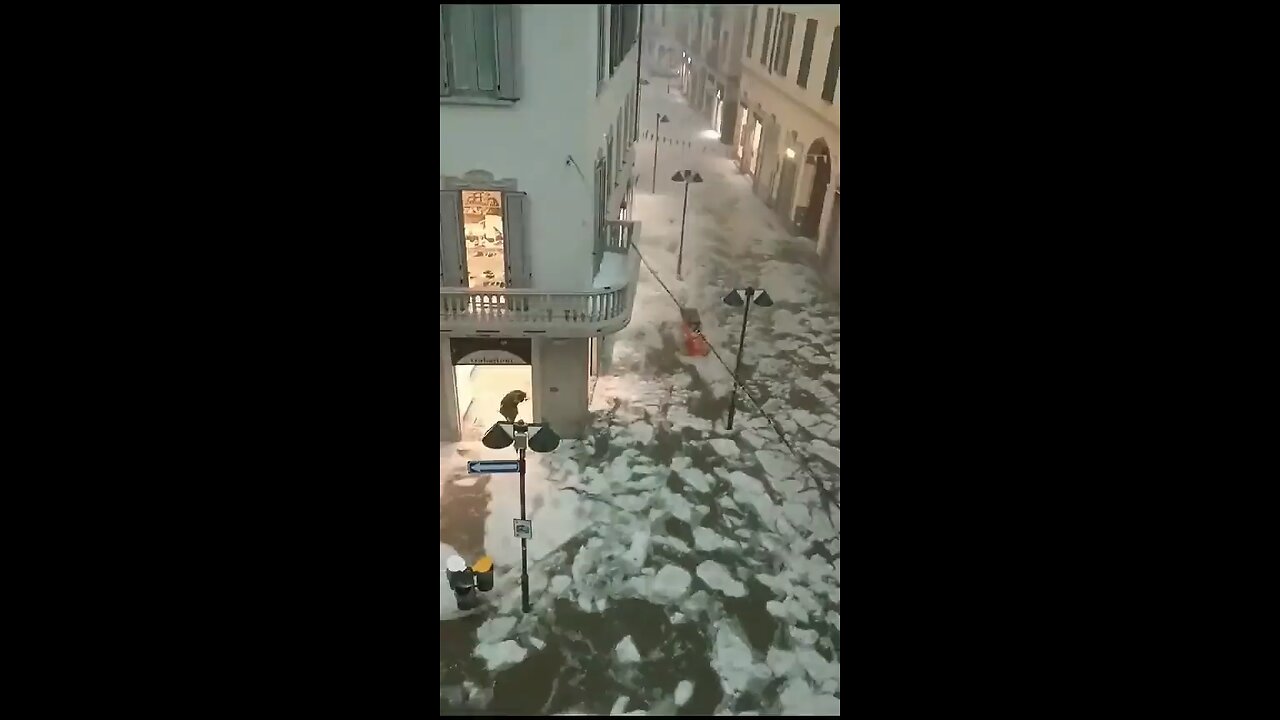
[468,460,520,474]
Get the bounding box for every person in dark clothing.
[499,390,528,423]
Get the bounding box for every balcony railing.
[594,218,637,275]
[441,220,641,337]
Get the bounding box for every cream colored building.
[734,4,840,293]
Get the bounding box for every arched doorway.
[799,138,831,239]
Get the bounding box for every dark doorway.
[800,138,831,239]
[776,151,799,231]
[821,190,840,294]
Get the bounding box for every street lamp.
[651,113,670,193]
[482,419,562,612]
[670,169,703,280]
[722,287,774,430]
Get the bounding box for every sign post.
[480,419,562,613]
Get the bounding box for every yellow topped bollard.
[471,555,495,592]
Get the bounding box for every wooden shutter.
[502,192,531,287]
[761,9,773,67]
[496,5,520,100]
[439,191,465,286]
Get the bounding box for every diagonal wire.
[626,241,840,515]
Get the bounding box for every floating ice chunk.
[709,438,740,457]
[808,440,840,468]
[791,409,821,428]
[796,647,839,687]
[780,678,840,715]
[790,626,819,645]
[782,502,812,528]
[827,610,841,631]
[740,429,767,449]
[711,621,759,695]
[754,572,790,596]
[629,421,655,446]
[674,680,694,707]
[476,639,527,672]
[665,491,694,522]
[785,598,809,622]
[615,635,641,663]
[696,560,748,597]
[652,564,693,601]
[477,616,516,644]
[693,526,736,552]
[676,466,713,493]
[809,511,837,541]
[530,637,546,650]
[653,535,690,553]
[615,494,649,513]
[610,695,630,715]
[668,405,712,431]
[766,647,798,677]
[627,574,650,597]
[808,422,833,439]
[672,612,687,623]
[624,530,651,567]
[765,600,787,618]
[756,449,799,480]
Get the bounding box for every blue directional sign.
[468,460,520,474]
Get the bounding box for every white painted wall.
[441,6,638,292]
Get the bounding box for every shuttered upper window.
[821,25,840,103]
[797,18,818,89]
[773,13,795,77]
[440,5,520,102]
[760,9,773,68]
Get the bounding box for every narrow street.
[439,70,841,716]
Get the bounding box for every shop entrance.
[452,338,534,441]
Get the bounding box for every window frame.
[440,173,530,289]
[761,8,774,68]
[440,5,520,104]
[773,12,795,77]
[796,18,818,89]
[597,5,607,93]
[821,25,840,103]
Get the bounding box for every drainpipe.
[633,4,644,143]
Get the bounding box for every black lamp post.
[482,419,561,612]
[722,287,774,430]
[651,113,670,193]
[671,169,704,280]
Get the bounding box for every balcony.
[439,220,641,337]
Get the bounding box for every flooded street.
[440,71,840,716]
